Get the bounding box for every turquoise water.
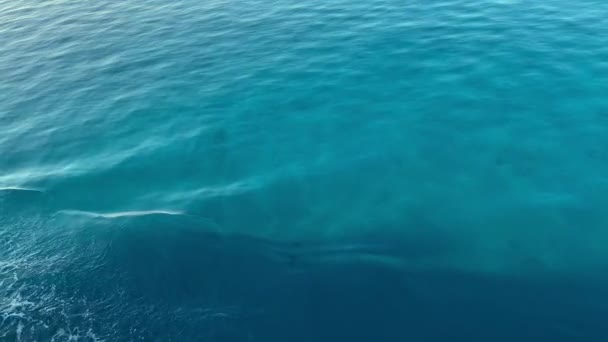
[2,0,608,340]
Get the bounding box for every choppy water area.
[2,0,608,340]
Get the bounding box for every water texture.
[2,0,608,340]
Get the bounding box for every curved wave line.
[0,187,45,193]
[57,209,184,219]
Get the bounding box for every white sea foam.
[58,209,184,219]
[0,187,44,193]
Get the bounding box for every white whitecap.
[58,209,184,219]
[0,187,44,193]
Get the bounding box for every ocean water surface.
[2,0,608,340]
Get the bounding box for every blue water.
[2,0,608,340]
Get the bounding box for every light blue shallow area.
[2,0,608,340]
